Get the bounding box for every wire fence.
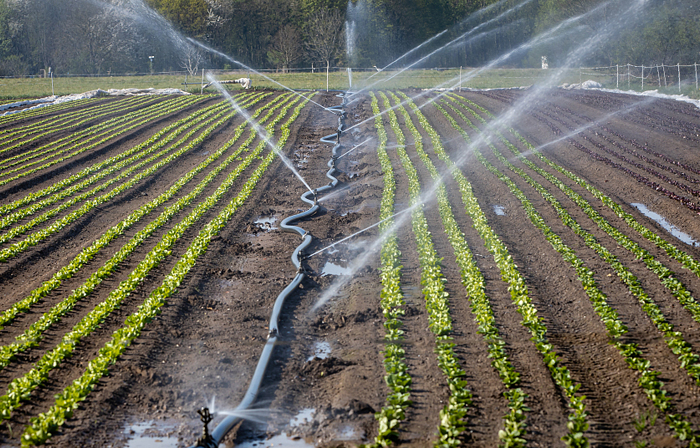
[580,63,700,93]
[0,63,698,99]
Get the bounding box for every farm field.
[0,87,698,448]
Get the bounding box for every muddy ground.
[0,88,699,447]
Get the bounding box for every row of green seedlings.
[20,94,313,447]
[0,96,154,146]
[0,93,266,233]
[447,95,700,385]
[0,98,127,145]
[381,91,472,448]
[0,95,201,179]
[0,96,218,217]
[0,94,298,370]
[452,95,700,285]
[0,96,190,172]
[0,95,270,263]
[0,93,292,336]
[0,91,302,427]
[0,96,155,155]
[0,96,205,189]
[437,97,699,444]
[396,91,528,447]
[365,92,412,448]
[416,95,589,447]
[0,98,98,127]
[0,94,261,244]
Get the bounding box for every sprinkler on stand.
[195,407,216,448]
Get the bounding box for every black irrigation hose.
[192,93,347,448]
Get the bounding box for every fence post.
[459,66,462,92]
[641,65,644,91]
[326,60,329,92]
[663,64,667,88]
[696,62,698,90]
[200,68,205,95]
[678,63,681,93]
[627,64,630,90]
[51,71,54,96]
[656,65,661,87]
[616,64,619,89]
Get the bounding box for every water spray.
[305,207,413,260]
[337,137,372,159]
[206,73,315,194]
[188,38,335,114]
[190,92,348,448]
[349,0,537,97]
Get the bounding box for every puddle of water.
[124,421,179,448]
[234,433,313,448]
[307,341,331,361]
[235,408,316,448]
[290,408,315,427]
[493,205,506,216]
[321,261,352,276]
[254,216,277,231]
[631,203,699,246]
[337,425,357,441]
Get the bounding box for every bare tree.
[305,8,345,69]
[180,44,204,76]
[267,25,302,71]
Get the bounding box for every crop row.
[446,96,700,285]
[381,91,472,448]
[594,129,700,186]
[0,98,98,127]
[0,94,264,233]
[0,98,126,142]
[0,92,299,426]
[397,91,528,447]
[451,95,700,308]
[599,124,700,177]
[0,96,185,170]
[426,99,589,447]
[0,95,205,188]
[531,112,700,213]
[0,95,217,217]
[0,96,151,142]
[0,93,289,334]
[536,108,700,199]
[0,95,199,178]
[0,96,243,262]
[20,94,313,447]
[0,96,155,155]
[440,96,699,444]
[0,93,299,393]
[0,95,264,244]
[548,104,700,184]
[365,92,412,448]
[447,96,700,385]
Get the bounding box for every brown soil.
[0,88,698,448]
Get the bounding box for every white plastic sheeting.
[559,80,700,111]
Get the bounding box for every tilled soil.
[0,89,699,448]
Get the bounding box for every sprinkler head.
[313,189,319,205]
[195,407,216,448]
[336,131,341,144]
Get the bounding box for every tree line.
[0,0,697,76]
